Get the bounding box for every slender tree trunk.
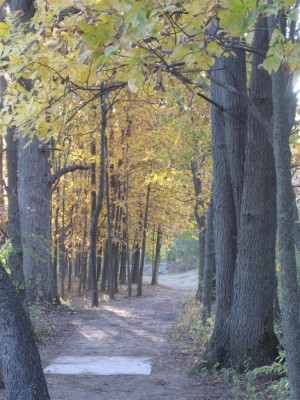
[137,184,151,297]
[59,179,67,299]
[274,274,281,320]
[81,198,88,292]
[106,166,114,300]
[151,227,162,285]
[119,239,126,284]
[89,91,107,306]
[131,242,140,284]
[202,200,215,324]
[96,247,102,282]
[6,128,25,301]
[67,259,72,292]
[191,159,205,299]
[125,169,132,297]
[100,240,108,292]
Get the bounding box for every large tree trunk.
[271,60,300,400]
[229,19,278,369]
[205,19,278,369]
[0,262,50,399]
[9,0,56,304]
[18,137,55,303]
[204,56,236,367]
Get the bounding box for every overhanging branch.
[51,164,90,184]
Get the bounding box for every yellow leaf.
[0,22,10,40]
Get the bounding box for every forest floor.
[0,270,279,399]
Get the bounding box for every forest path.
[41,271,232,399]
[2,271,234,399]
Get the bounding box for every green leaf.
[263,56,281,73]
[0,22,10,40]
[206,41,223,57]
[283,0,295,7]
[269,29,285,46]
[172,44,190,60]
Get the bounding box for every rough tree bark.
[204,56,236,366]
[229,19,278,369]
[6,128,25,300]
[18,137,56,303]
[205,19,278,369]
[0,262,50,399]
[271,53,300,400]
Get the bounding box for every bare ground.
[0,271,275,399]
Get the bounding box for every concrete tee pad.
[44,356,152,376]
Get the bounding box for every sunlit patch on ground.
[44,356,152,375]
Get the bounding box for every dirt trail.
[1,272,234,399]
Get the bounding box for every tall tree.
[205,18,278,369]
[269,10,300,399]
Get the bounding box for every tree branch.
[51,165,90,185]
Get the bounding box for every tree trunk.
[191,159,205,299]
[53,205,59,302]
[6,128,25,301]
[137,184,151,297]
[59,180,67,299]
[106,166,114,300]
[202,200,215,324]
[18,137,55,303]
[89,91,107,306]
[131,242,140,284]
[96,247,102,282]
[293,193,300,252]
[9,0,55,304]
[0,262,50,399]
[229,19,278,369]
[100,240,108,292]
[119,240,127,285]
[271,61,300,400]
[125,169,132,297]
[151,227,162,285]
[204,56,236,367]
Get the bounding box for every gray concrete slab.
[44,356,152,376]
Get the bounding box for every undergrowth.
[28,301,56,343]
[175,297,213,349]
[175,297,288,399]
